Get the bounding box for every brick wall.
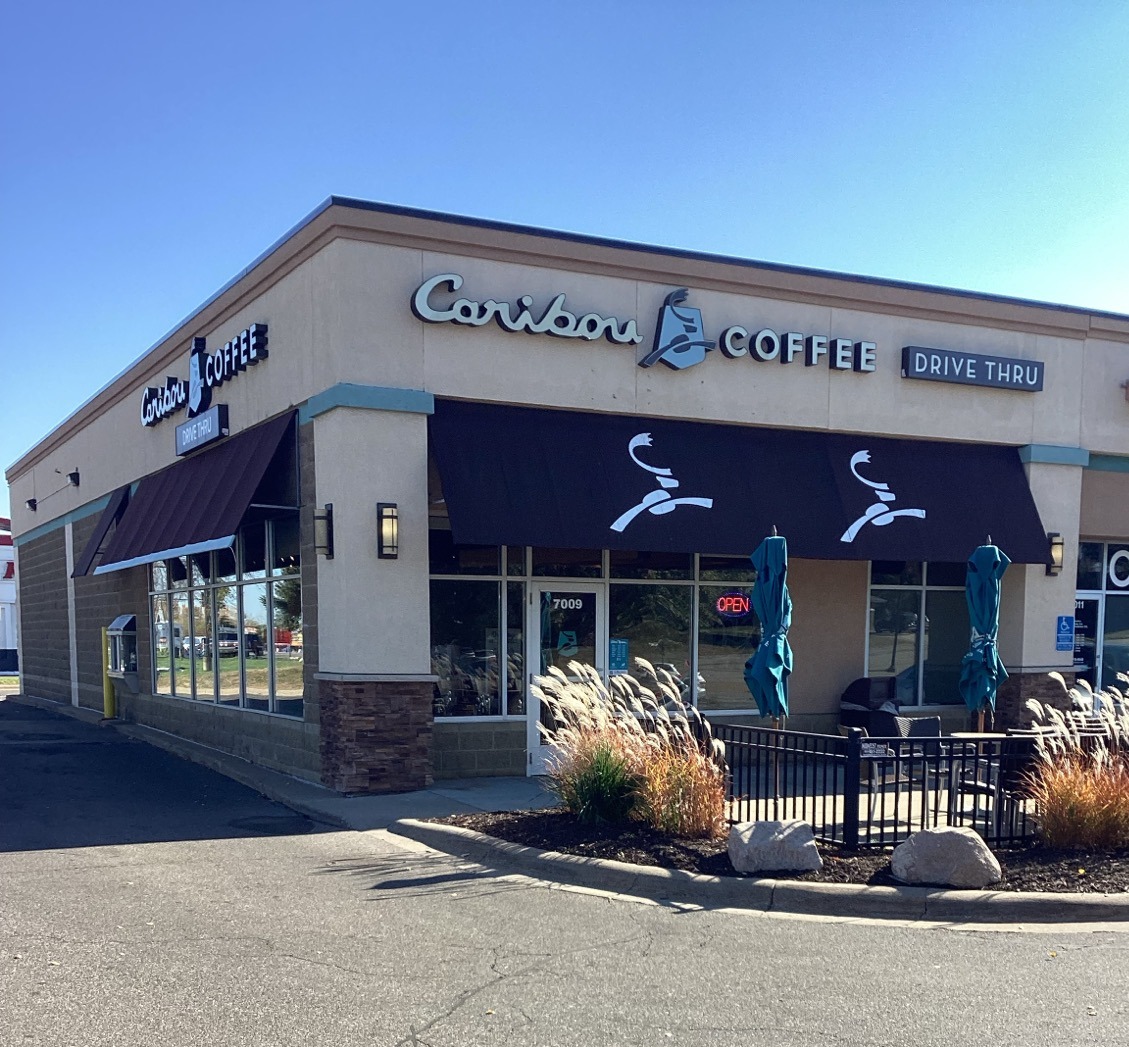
[433,721,526,778]
[72,512,150,712]
[117,690,322,782]
[318,678,433,793]
[995,669,1076,730]
[17,529,71,702]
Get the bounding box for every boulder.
[891,827,1002,888]
[728,819,823,874]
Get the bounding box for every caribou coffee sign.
[140,324,269,427]
[411,275,878,376]
[412,273,643,345]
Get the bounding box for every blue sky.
[3,1,1128,518]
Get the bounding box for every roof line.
[325,195,1129,323]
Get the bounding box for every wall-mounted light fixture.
[1046,532,1064,576]
[25,499,37,512]
[377,502,399,559]
[313,503,334,559]
[67,470,80,487]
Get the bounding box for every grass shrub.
[1020,673,1129,849]
[533,659,727,838]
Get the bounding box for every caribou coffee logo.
[140,324,269,427]
[610,433,714,533]
[840,450,926,543]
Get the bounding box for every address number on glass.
[553,597,586,610]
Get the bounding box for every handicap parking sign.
[1056,615,1075,652]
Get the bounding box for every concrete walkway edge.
[390,818,1129,925]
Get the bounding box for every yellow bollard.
[101,626,116,719]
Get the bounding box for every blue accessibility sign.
[1056,615,1075,652]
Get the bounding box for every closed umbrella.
[743,532,794,724]
[958,541,1011,731]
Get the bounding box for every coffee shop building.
[7,198,1129,793]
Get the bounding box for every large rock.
[728,819,823,874]
[891,827,1002,888]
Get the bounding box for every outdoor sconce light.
[313,503,334,559]
[25,499,36,512]
[67,470,80,487]
[1046,532,1064,576]
[377,502,399,559]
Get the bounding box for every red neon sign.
[716,592,751,617]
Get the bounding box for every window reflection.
[696,585,759,711]
[190,589,216,702]
[430,580,502,716]
[922,590,969,705]
[243,582,271,711]
[609,584,691,691]
[868,588,920,702]
[272,578,303,716]
[145,516,302,717]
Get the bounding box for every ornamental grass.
[533,659,727,838]
[1019,673,1129,850]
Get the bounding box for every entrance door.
[1073,597,1101,690]
[527,584,606,775]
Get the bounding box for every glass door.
[1072,597,1101,690]
[526,584,605,775]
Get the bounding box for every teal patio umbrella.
[958,541,1011,730]
[743,532,794,723]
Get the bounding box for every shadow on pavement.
[0,697,329,851]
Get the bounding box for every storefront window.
[190,589,216,702]
[922,590,969,705]
[696,584,759,712]
[272,578,303,717]
[146,514,303,716]
[428,529,501,575]
[532,547,602,578]
[1077,542,1104,591]
[506,582,525,714]
[242,581,271,712]
[431,579,503,717]
[609,583,691,688]
[152,593,172,695]
[868,564,966,706]
[610,550,693,580]
[1102,597,1129,691]
[1075,542,1129,693]
[171,592,190,696]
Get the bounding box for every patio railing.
[715,723,1039,849]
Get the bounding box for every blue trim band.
[1019,444,1091,466]
[1087,454,1129,473]
[298,383,435,423]
[14,493,117,547]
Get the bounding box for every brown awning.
[71,484,132,578]
[93,412,295,575]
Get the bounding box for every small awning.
[72,483,131,578]
[94,411,295,575]
[429,400,1051,563]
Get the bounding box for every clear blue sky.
[3,1,1129,518]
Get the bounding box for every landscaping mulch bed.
[435,807,1129,894]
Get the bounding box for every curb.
[389,818,1129,924]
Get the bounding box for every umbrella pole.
[771,716,781,818]
[976,709,985,734]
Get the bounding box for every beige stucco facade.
[7,199,1129,789]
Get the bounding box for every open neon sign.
[716,591,751,618]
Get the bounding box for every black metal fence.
[716,723,1039,849]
